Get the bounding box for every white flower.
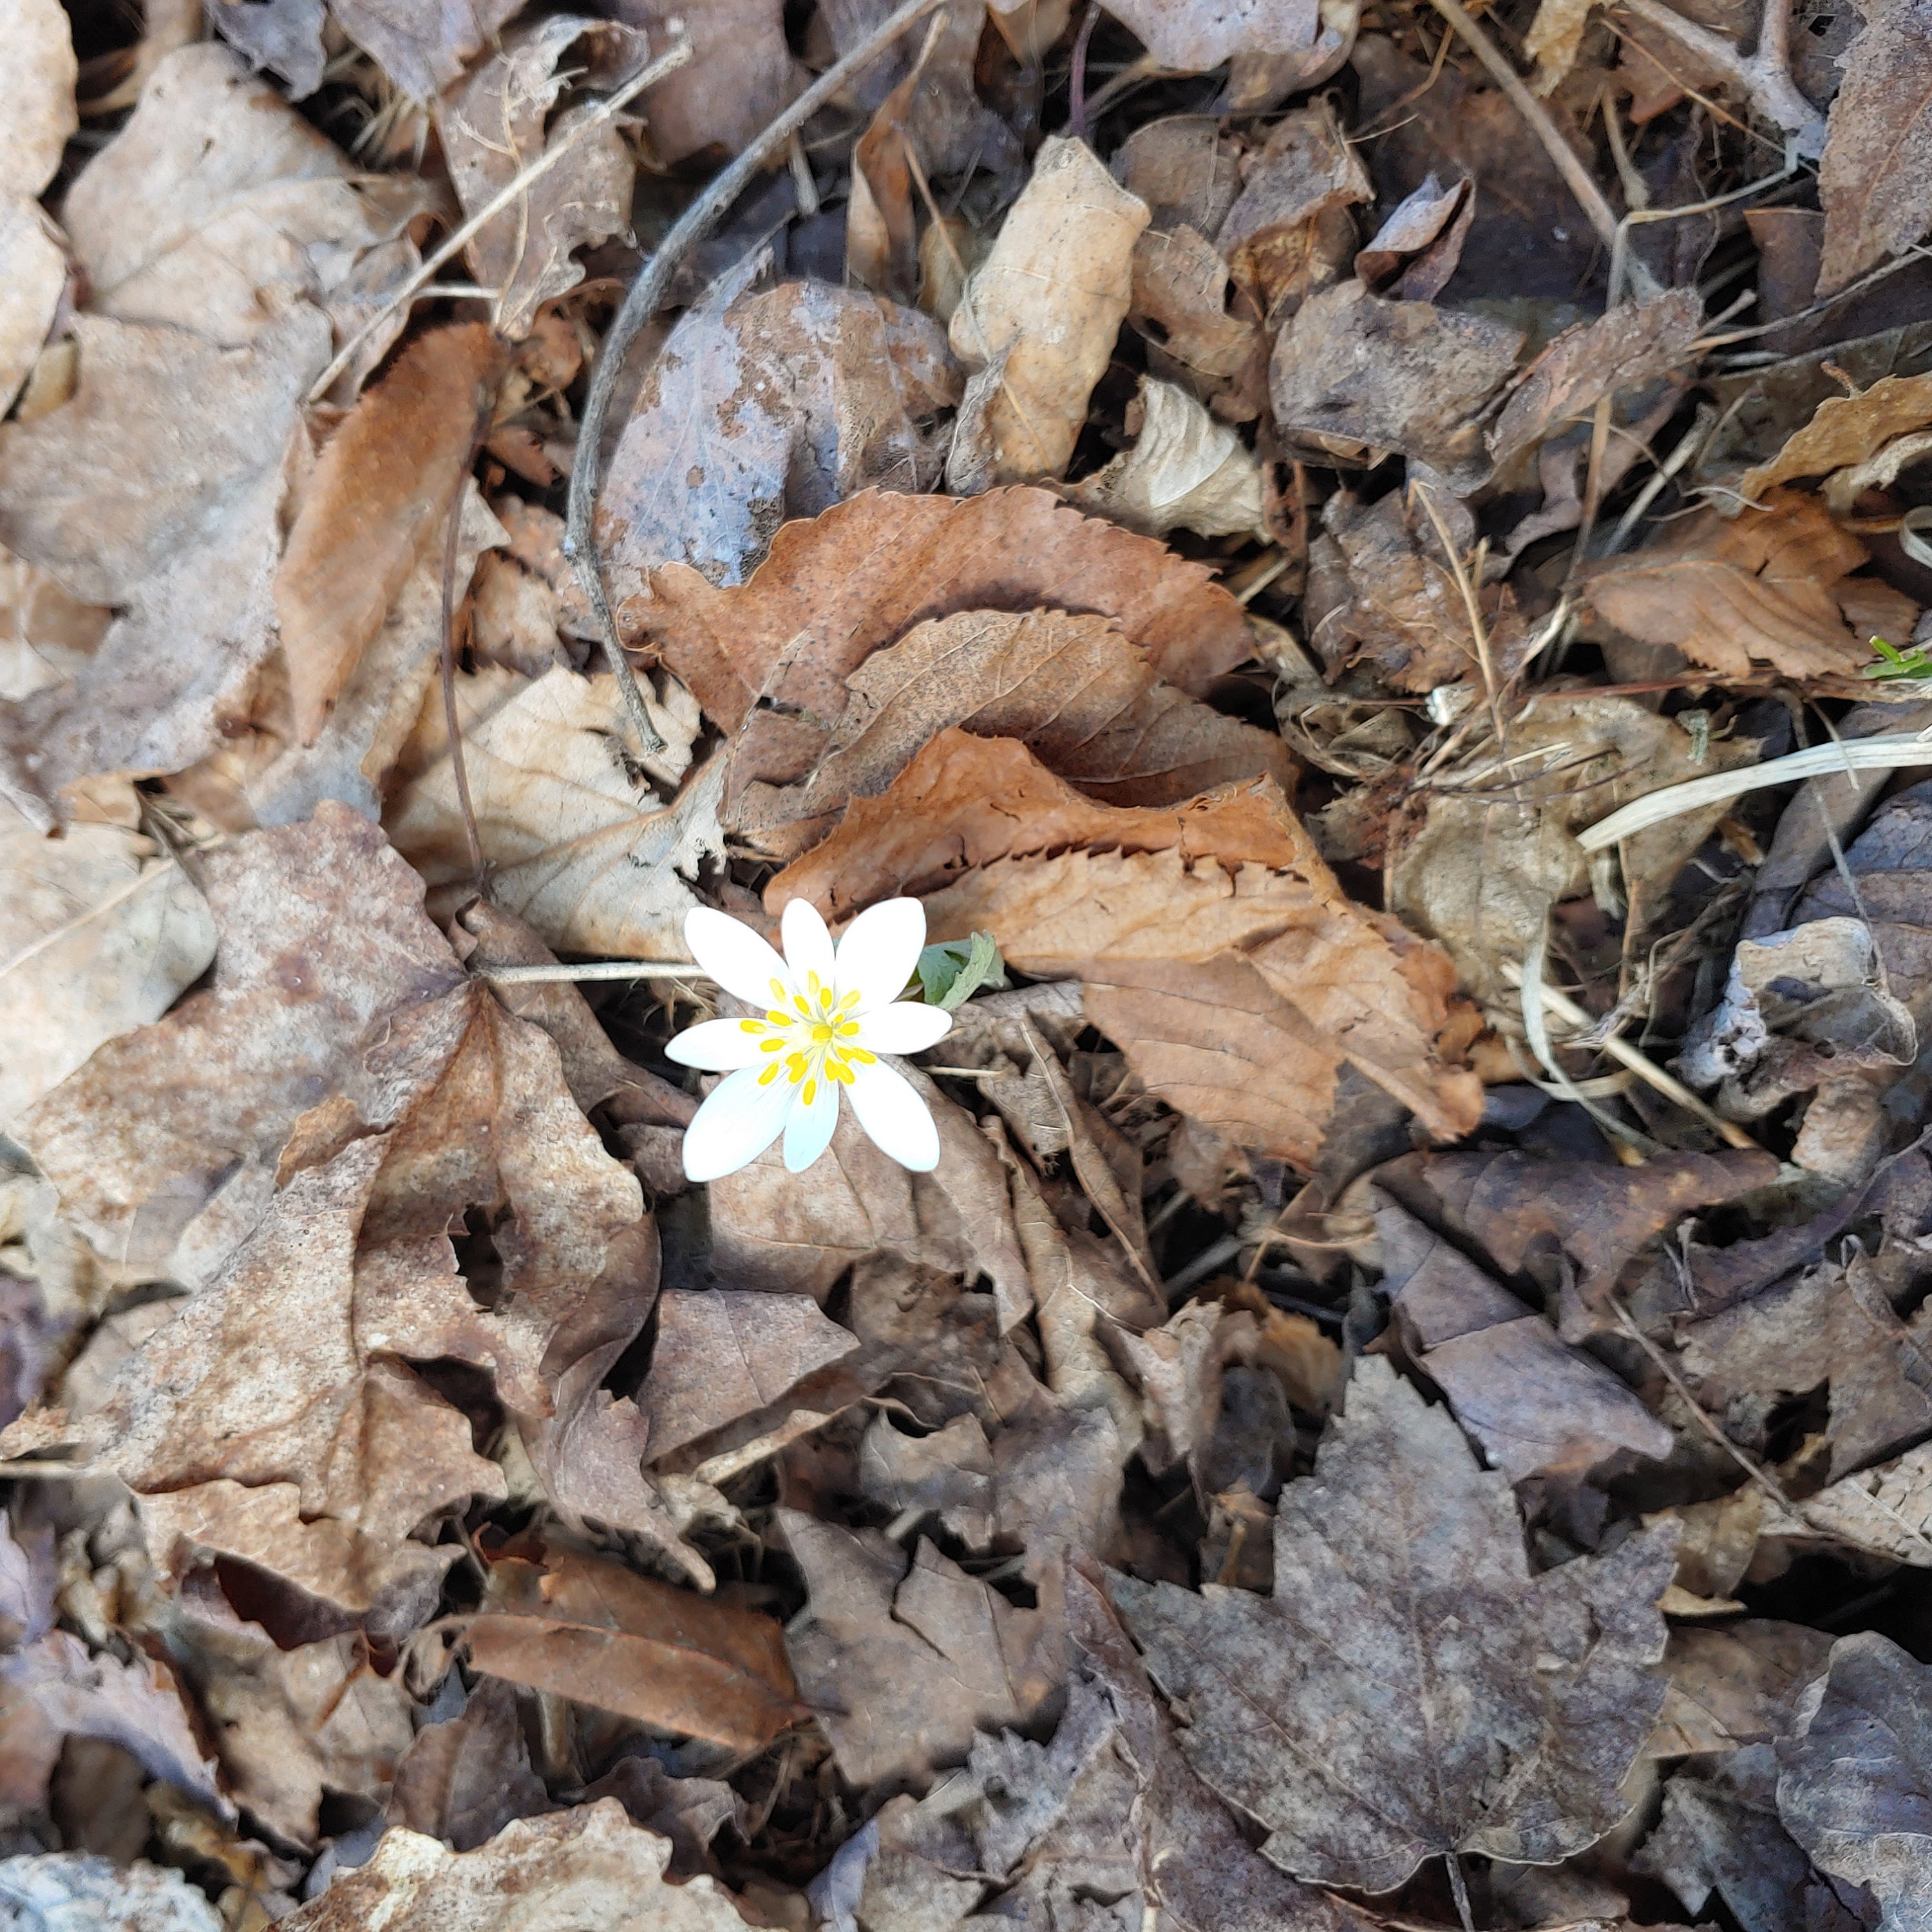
[668,898,954,1182]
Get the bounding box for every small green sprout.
[1864,636,1932,681]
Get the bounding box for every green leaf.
[914,931,1008,1010]
[1865,635,1932,681]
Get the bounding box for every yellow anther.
[766,1009,791,1027]
[802,1077,817,1106]
[758,1063,781,1086]
[761,1038,783,1053]
[850,1047,876,1065]
[769,978,788,1004]
[739,1018,764,1034]
[829,1059,854,1084]
[836,1020,860,1038]
[838,989,862,1012]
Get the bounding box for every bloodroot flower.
[669,898,954,1182]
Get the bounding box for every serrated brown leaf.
[732,608,1291,859]
[278,323,505,744]
[768,730,1302,920]
[467,1534,801,1751]
[629,487,1256,759]
[1578,488,1876,680]
[1816,0,1932,294]
[1111,1358,1679,1892]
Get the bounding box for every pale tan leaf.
[1522,0,1596,93]
[734,607,1291,860]
[279,1804,764,1931]
[0,810,215,1129]
[328,0,524,101]
[1112,1358,1678,1891]
[1578,489,1875,680]
[1741,370,1932,498]
[1098,0,1325,69]
[1067,378,1266,539]
[0,202,65,420]
[384,663,715,960]
[947,137,1150,487]
[467,1534,801,1750]
[1,0,76,200]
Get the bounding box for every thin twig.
[1615,0,1826,157]
[440,388,499,896]
[563,0,949,764]
[308,37,696,402]
[1423,0,1662,299]
[1410,480,1506,748]
[476,960,711,983]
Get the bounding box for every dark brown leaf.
[1816,0,1932,293]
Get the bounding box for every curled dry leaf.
[1578,489,1889,681]
[466,1533,801,1751]
[1112,1358,1678,1891]
[947,137,1150,489]
[1387,694,1759,1001]
[1815,0,1932,294]
[732,607,1291,859]
[610,0,800,166]
[596,254,960,591]
[279,1803,764,1931]
[1776,1632,1932,1923]
[1099,0,1329,70]
[278,323,506,744]
[1067,377,1266,540]
[1739,368,1932,498]
[328,0,523,102]
[435,17,647,341]
[769,730,1306,920]
[916,774,1479,1162]
[0,809,216,1129]
[1270,279,1524,491]
[386,1676,551,1852]
[1218,102,1371,322]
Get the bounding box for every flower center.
[735,971,875,1103]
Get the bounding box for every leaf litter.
[11,0,1932,1924]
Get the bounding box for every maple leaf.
[1112,1358,1679,1892]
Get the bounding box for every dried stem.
[440,389,498,896]
[477,960,710,983]
[1614,0,1826,158]
[563,0,949,764]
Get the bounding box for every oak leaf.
[1112,1358,1678,1891]
[946,138,1149,488]
[466,1533,801,1752]
[732,607,1291,859]
[1577,489,1880,681]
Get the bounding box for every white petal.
[665,1017,777,1071]
[835,898,927,1016]
[781,898,837,1005]
[681,1066,791,1181]
[857,1001,953,1055]
[846,1058,940,1171]
[685,907,793,1010]
[782,1070,841,1172]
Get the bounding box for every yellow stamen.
[769,978,788,1005]
[758,1063,781,1086]
[838,989,862,1012]
[836,1020,860,1037]
[802,1078,817,1106]
[766,1008,791,1027]
[739,1018,764,1034]
[828,1059,854,1084]
[761,1038,783,1053]
[849,1047,876,1065]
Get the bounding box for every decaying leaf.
[1815,0,1932,294]
[279,1803,764,1930]
[1099,0,1330,70]
[386,1677,550,1851]
[1218,102,1371,321]
[435,17,645,341]
[632,488,1256,771]
[1067,377,1266,539]
[328,0,524,102]
[278,325,506,744]
[614,0,800,167]
[0,808,216,1129]
[947,137,1150,489]
[1112,1358,1678,1891]
[3,0,77,204]
[385,663,712,958]
[1776,1632,1932,1923]
[1741,367,1932,498]
[1578,489,1889,681]
[596,254,960,591]
[466,1533,800,1750]
[733,607,1291,858]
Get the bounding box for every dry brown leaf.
[1112,114,1244,234]
[778,1510,1061,1790]
[1522,0,1595,92]
[1270,279,1524,491]
[596,257,960,590]
[916,784,1479,1157]
[329,0,524,101]
[278,324,504,745]
[638,1290,859,1465]
[1112,1358,1678,1891]
[1578,489,1877,680]
[1387,694,1761,1001]
[467,1531,801,1750]
[770,731,1304,920]
[282,1804,762,1931]
[1304,484,1529,691]
[946,137,1149,488]
[0,808,216,1129]
[12,805,466,1285]
[61,44,435,366]
[609,0,800,165]
[1124,224,1265,412]
[1066,377,1265,539]
[384,663,714,960]
[2,0,77,201]
[1645,1620,1833,1758]
[634,490,1256,793]
[1768,1439,1932,1565]
[1099,0,1328,69]
[733,607,1291,860]
[1376,1191,1672,1483]
[1816,0,1932,294]
[386,1677,551,1851]
[1741,368,1932,498]
[435,18,644,341]
[1217,102,1371,321]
